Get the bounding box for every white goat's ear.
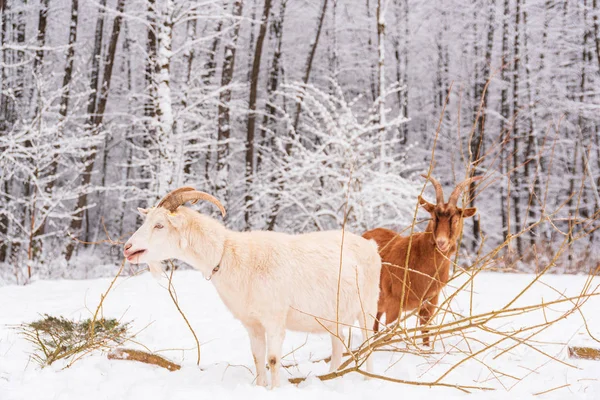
[166,212,190,248]
[166,211,181,224]
[137,207,150,216]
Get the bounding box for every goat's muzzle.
[436,239,450,253]
[123,242,146,262]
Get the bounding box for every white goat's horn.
[158,187,226,217]
[157,187,196,207]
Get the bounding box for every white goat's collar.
[205,265,220,281]
[205,243,226,281]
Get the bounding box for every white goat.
[124,187,381,388]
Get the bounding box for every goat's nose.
[124,243,133,257]
[436,239,449,250]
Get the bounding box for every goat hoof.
[256,376,268,387]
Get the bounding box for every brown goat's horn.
[448,176,483,206]
[158,187,226,217]
[420,174,444,204]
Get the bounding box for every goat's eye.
[154,223,164,230]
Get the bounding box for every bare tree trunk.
[141,0,157,205]
[393,0,409,145]
[593,0,600,72]
[49,0,78,178]
[64,0,126,261]
[201,16,223,86]
[0,2,5,262]
[592,0,600,194]
[28,0,49,117]
[182,18,197,176]
[246,0,257,81]
[512,0,523,256]
[522,0,541,246]
[470,0,495,252]
[202,3,225,184]
[155,0,175,194]
[365,0,377,102]
[145,0,157,120]
[266,0,328,230]
[328,0,339,83]
[499,0,510,244]
[216,0,244,202]
[119,21,135,239]
[0,1,6,134]
[376,0,386,171]
[245,0,272,228]
[291,0,329,134]
[258,0,286,173]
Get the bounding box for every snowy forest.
[0,0,599,283]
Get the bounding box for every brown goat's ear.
[461,207,477,218]
[137,207,150,216]
[418,196,436,213]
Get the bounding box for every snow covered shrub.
[245,81,420,233]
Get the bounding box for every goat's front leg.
[244,322,267,387]
[264,319,286,389]
[329,332,346,372]
[418,295,438,347]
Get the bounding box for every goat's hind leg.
[264,318,287,389]
[357,312,376,374]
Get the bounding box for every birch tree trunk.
[393,0,409,145]
[0,1,6,262]
[182,18,197,176]
[216,0,244,202]
[155,0,175,195]
[376,0,386,171]
[593,0,600,73]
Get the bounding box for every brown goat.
[363,174,482,346]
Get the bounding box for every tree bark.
[216,0,244,202]
[499,0,510,244]
[593,0,600,73]
[292,0,328,134]
[469,0,495,252]
[155,0,175,194]
[512,0,523,256]
[258,0,286,173]
[64,0,126,261]
[267,0,328,230]
[376,0,386,171]
[182,18,197,176]
[244,0,272,228]
[393,0,409,145]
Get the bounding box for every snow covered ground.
[1,270,599,399]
